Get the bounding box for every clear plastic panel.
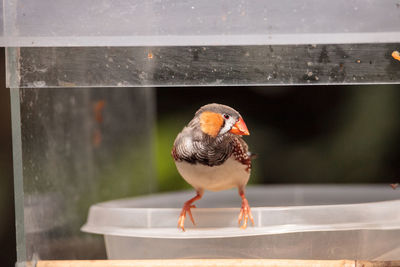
[11,87,156,262]
[2,0,400,46]
[7,45,400,88]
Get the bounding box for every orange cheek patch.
[200,111,224,137]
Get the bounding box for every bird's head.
[194,103,250,138]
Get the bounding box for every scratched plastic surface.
[12,87,156,262]
[7,44,400,88]
[2,0,400,46]
[82,185,400,260]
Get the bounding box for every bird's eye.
[223,114,230,119]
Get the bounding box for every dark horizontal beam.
[8,44,400,88]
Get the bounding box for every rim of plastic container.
[81,185,400,239]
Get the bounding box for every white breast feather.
[175,156,250,192]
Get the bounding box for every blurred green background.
[1,49,400,265]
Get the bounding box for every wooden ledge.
[34,259,400,267]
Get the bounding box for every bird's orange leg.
[238,189,254,229]
[178,191,203,231]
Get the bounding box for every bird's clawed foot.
[238,193,254,229]
[178,203,197,231]
[178,192,202,231]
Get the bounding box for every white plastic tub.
[82,185,400,260]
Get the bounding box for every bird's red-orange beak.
[229,117,250,135]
